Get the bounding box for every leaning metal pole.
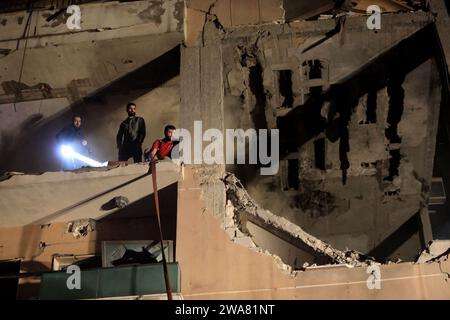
[150,159,173,300]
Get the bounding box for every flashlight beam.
[72,152,107,167]
[61,145,107,168]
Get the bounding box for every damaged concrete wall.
[223,15,441,261]
[180,44,227,218]
[184,0,284,46]
[176,166,450,299]
[183,0,424,47]
[181,9,443,263]
[0,0,182,173]
[0,0,183,101]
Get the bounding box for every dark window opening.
[386,149,401,181]
[288,159,299,190]
[314,138,326,170]
[307,60,322,80]
[278,70,294,108]
[385,72,405,144]
[249,63,268,130]
[303,60,323,98]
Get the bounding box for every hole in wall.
[249,62,268,130]
[314,138,326,170]
[385,72,405,144]
[278,70,294,108]
[387,148,401,181]
[287,159,299,190]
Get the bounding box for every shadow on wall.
[15,182,178,299]
[0,113,44,167]
[95,182,178,251]
[0,45,181,174]
[277,24,441,185]
[95,181,178,261]
[16,172,177,261]
[230,24,445,260]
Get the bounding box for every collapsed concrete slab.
[223,172,366,268]
[417,240,450,263]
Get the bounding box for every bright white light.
[60,145,74,158]
[71,152,107,167]
[60,145,107,168]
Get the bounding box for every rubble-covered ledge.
[0,161,180,227]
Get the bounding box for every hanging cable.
[14,9,33,112]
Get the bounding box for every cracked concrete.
[138,1,166,24]
[177,165,450,299]
[180,2,448,267]
[223,173,367,268]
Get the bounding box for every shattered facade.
[181,0,449,269]
[221,16,441,262]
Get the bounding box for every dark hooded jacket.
[56,124,86,146]
[116,116,146,149]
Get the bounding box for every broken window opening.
[287,159,300,190]
[385,72,405,144]
[278,70,294,108]
[307,60,323,98]
[384,70,405,182]
[249,62,268,130]
[308,60,322,80]
[387,149,401,181]
[314,138,326,170]
[337,99,353,186]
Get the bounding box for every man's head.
[73,115,82,128]
[126,103,136,117]
[164,125,176,140]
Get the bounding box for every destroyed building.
[0,0,450,300]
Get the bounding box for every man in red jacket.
[145,125,178,161]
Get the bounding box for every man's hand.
[144,148,151,162]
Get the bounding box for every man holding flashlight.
[56,114,89,170]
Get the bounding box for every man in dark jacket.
[56,114,89,170]
[116,103,146,163]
